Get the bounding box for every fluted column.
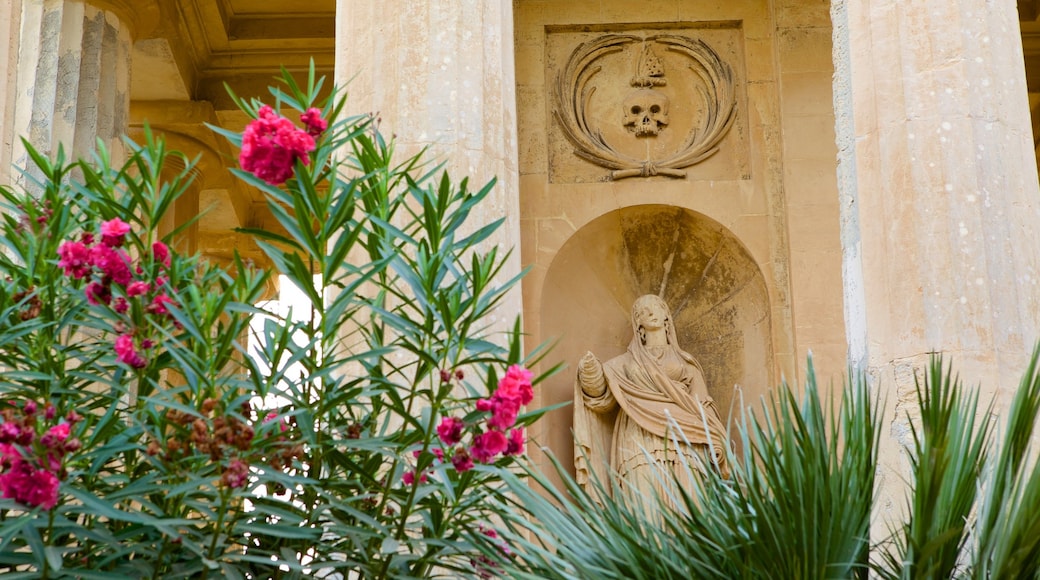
[0,0,22,186]
[832,0,1040,520]
[335,0,523,329]
[10,0,139,182]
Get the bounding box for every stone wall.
[514,0,846,472]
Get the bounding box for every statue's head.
[632,294,672,342]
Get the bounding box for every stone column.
[832,0,1040,519]
[156,156,201,256]
[335,1,523,328]
[0,0,23,186]
[9,0,152,180]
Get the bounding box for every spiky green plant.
[487,350,1040,579]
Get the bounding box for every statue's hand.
[578,351,606,397]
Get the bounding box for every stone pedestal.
[832,0,1040,523]
[334,0,523,329]
[11,0,133,181]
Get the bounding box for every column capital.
[87,0,160,40]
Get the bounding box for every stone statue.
[575,294,730,499]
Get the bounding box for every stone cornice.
[88,0,161,39]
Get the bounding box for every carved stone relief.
[549,29,746,182]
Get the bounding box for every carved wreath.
[553,34,737,180]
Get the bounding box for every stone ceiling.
[129,0,336,265]
[127,1,1040,263]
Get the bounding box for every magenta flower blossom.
[85,281,111,306]
[99,218,131,247]
[470,430,508,464]
[401,470,428,486]
[484,397,520,432]
[436,417,465,446]
[89,245,132,286]
[221,459,250,489]
[300,108,328,137]
[239,105,316,185]
[114,334,147,369]
[505,428,525,456]
[146,293,176,317]
[0,423,19,443]
[0,458,60,509]
[127,280,150,297]
[264,412,289,434]
[497,365,534,406]
[57,241,91,278]
[152,241,170,267]
[451,447,474,472]
[40,423,70,450]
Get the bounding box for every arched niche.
[537,204,773,473]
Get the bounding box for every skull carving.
[623,88,670,137]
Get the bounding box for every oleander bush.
[0,67,553,579]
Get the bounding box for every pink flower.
[114,334,147,369]
[146,293,176,317]
[152,241,170,267]
[127,281,150,297]
[505,428,525,456]
[85,281,111,306]
[239,105,316,185]
[0,443,18,465]
[480,523,512,557]
[470,430,508,464]
[113,297,129,314]
[485,397,520,432]
[221,459,249,489]
[264,412,289,433]
[451,448,474,472]
[436,417,465,446]
[40,423,70,450]
[300,108,328,137]
[99,218,131,247]
[23,401,36,415]
[44,405,55,421]
[0,459,60,509]
[57,241,91,279]
[89,245,132,286]
[413,447,446,462]
[402,470,428,486]
[497,365,534,406]
[0,423,19,444]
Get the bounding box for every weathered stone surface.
[10,0,132,179]
[334,0,523,330]
[833,0,1040,532]
[515,0,847,481]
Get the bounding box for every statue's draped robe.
[575,341,729,499]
